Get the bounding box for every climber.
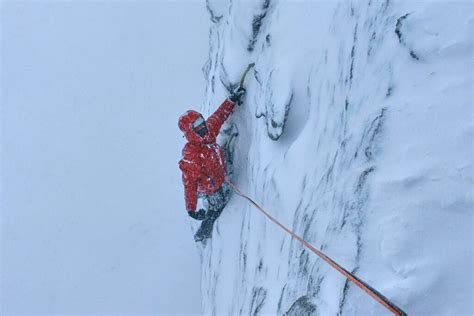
[178,87,246,226]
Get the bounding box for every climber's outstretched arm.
[206,99,236,136]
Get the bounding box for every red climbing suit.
[178,99,235,212]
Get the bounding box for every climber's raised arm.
[206,87,246,136]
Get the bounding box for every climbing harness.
[226,179,407,316]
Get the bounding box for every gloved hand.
[229,87,246,105]
[188,208,207,221]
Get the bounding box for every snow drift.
[197,1,473,315]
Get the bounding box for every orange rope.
[226,179,407,316]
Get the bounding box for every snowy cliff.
[198,1,472,315]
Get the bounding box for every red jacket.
[178,99,235,212]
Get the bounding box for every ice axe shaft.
[239,63,255,89]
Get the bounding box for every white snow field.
[2,1,208,315]
[198,0,473,315]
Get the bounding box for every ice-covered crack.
[284,295,317,316]
[348,23,358,86]
[265,70,293,141]
[249,287,267,316]
[353,108,387,161]
[206,0,224,23]
[248,0,271,52]
[395,13,420,60]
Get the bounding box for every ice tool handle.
[239,63,255,89]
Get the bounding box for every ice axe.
[239,63,255,89]
[220,63,255,93]
[226,63,254,105]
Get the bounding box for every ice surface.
[199,1,473,315]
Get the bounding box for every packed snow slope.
[197,1,473,315]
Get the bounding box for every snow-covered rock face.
[200,1,473,315]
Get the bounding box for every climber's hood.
[178,110,214,144]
